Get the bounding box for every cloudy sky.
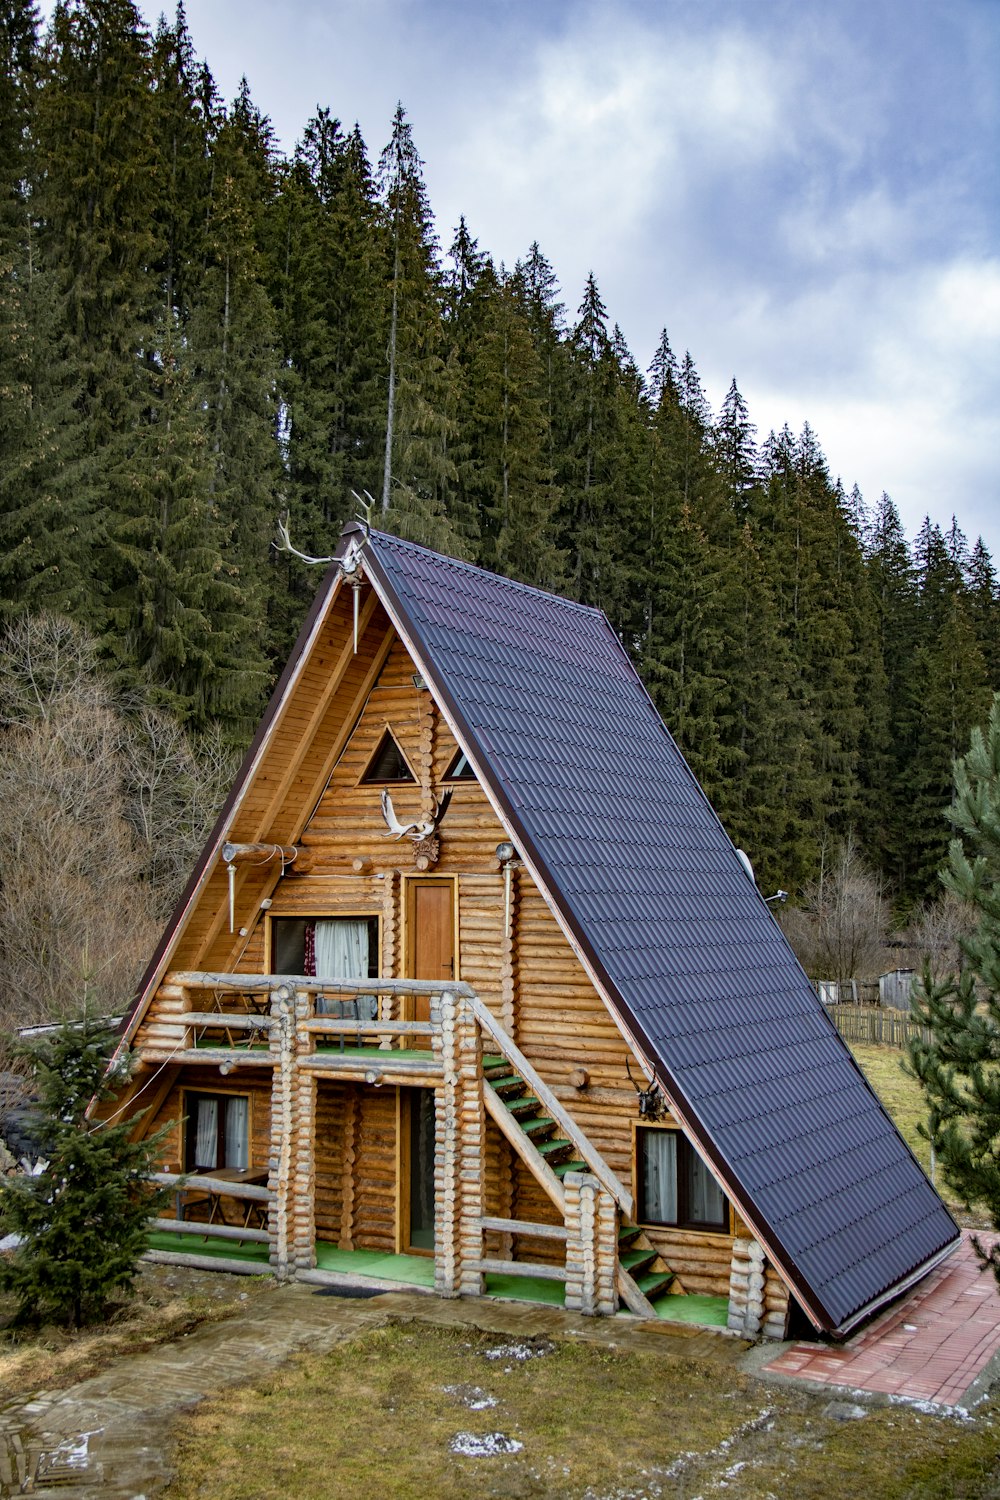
[133,0,999,554]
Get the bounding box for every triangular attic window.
[444,747,476,781]
[361,729,415,784]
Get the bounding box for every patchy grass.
[847,1043,983,1221]
[168,1319,1000,1500]
[0,1263,273,1401]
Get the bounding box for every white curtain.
[642,1130,677,1223]
[224,1097,249,1171]
[194,1098,218,1170]
[314,919,369,979]
[689,1148,724,1224]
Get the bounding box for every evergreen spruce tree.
[375,104,457,549]
[0,1017,170,1327]
[464,274,563,586]
[274,110,384,574]
[0,0,42,619]
[909,694,1000,1281]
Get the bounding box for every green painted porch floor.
[313,1244,436,1286]
[655,1294,730,1328]
[192,1040,435,1061]
[147,1230,271,1265]
[147,1233,727,1326]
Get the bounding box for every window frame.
[442,746,476,782]
[268,914,382,979]
[359,728,416,785]
[634,1123,730,1234]
[183,1089,252,1174]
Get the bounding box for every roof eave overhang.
[114,551,351,1056]
[827,1233,961,1341]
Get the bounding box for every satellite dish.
[736,848,756,886]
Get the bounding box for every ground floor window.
[185,1092,249,1173]
[636,1127,728,1232]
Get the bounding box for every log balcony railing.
[141,972,650,1316]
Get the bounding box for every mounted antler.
[380,787,453,842]
[351,490,376,532]
[626,1058,666,1119]
[272,512,338,567]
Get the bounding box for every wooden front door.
[407,879,456,1023]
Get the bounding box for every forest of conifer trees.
[2,0,997,933]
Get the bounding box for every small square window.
[636,1127,728,1232]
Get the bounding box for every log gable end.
[116,526,957,1340]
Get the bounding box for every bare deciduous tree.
[0,615,238,1063]
[782,833,889,986]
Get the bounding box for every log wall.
[131,615,767,1306]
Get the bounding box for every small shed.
[880,969,916,1011]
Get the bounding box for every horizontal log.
[168,970,475,998]
[305,1017,434,1036]
[143,1249,274,1276]
[153,1172,274,1203]
[184,1012,271,1031]
[476,1256,567,1282]
[221,842,298,862]
[150,1217,270,1245]
[478,1216,567,1241]
[299,1056,441,1084]
[137,1049,276,1068]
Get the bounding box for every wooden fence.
[824,1003,930,1049]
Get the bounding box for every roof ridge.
[365,528,607,619]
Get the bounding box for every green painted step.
[537,1137,572,1159]
[620,1247,658,1275]
[618,1224,643,1248]
[552,1158,587,1178]
[508,1095,542,1119]
[492,1075,526,1098]
[482,1055,507,1071]
[637,1270,675,1299]
[522,1116,556,1139]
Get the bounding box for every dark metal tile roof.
[365,528,958,1333]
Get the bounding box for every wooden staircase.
[482,1054,679,1316]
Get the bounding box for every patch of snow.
[40,1428,102,1473]
[443,1384,498,1411]
[887,1393,974,1422]
[0,1232,24,1251]
[450,1430,523,1457]
[482,1340,552,1361]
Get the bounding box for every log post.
[563,1171,618,1316]
[727,1235,767,1336]
[289,988,318,1273]
[432,989,485,1298]
[267,985,293,1279]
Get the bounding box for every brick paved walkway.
[763,1231,1000,1407]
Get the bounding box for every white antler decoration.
[272,513,338,566]
[380,787,453,841]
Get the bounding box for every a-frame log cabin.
[110,525,959,1339]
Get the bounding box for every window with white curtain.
[186,1092,250,1172]
[271,916,379,978]
[637,1127,727,1231]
